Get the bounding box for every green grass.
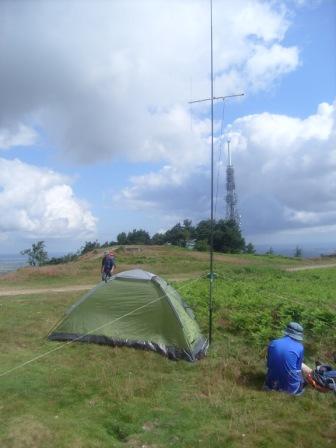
[0,246,336,447]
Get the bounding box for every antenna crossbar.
[189,93,244,104]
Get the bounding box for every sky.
[0,0,335,254]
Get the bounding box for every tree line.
[20,219,308,267]
[21,218,254,266]
[116,219,251,253]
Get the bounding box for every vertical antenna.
[188,0,244,346]
[209,0,214,345]
[190,77,193,131]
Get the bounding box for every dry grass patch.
[2,416,52,448]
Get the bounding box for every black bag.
[311,363,336,393]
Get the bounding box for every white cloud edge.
[0,158,97,238]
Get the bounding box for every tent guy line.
[0,294,166,379]
[0,275,203,379]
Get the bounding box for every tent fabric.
[48,269,208,361]
[114,269,156,281]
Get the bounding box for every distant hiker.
[101,251,116,281]
[264,322,311,395]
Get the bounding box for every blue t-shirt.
[265,335,304,395]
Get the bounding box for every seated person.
[265,322,311,395]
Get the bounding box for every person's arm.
[302,362,312,376]
[298,345,312,376]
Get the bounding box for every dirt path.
[0,284,95,297]
[286,263,336,272]
[0,264,335,295]
[0,274,199,297]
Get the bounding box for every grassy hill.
[0,246,335,447]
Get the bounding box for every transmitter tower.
[225,139,240,224]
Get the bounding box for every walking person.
[101,251,116,282]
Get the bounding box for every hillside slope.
[0,247,335,447]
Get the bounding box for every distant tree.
[182,219,195,241]
[117,232,128,245]
[266,247,274,255]
[294,246,302,257]
[46,252,79,265]
[127,229,151,245]
[195,220,212,242]
[151,232,166,245]
[194,219,245,253]
[165,223,186,247]
[80,240,100,255]
[21,241,48,266]
[212,229,225,252]
[212,220,245,253]
[183,219,193,230]
[194,239,208,252]
[245,242,256,254]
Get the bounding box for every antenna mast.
[189,0,244,345]
[209,0,214,345]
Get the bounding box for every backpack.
[104,255,114,271]
[307,363,336,393]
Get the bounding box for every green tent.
[49,269,208,361]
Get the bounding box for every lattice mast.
[225,139,239,224]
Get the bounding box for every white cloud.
[115,100,336,236]
[245,44,298,91]
[229,101,334,154]
[230,1,289,42]
[0,124,37,150]
[0,158,97,237]
[0,0,298,164]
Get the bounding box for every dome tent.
[48,269,208,361]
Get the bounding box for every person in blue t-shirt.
[265,322,311,395]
